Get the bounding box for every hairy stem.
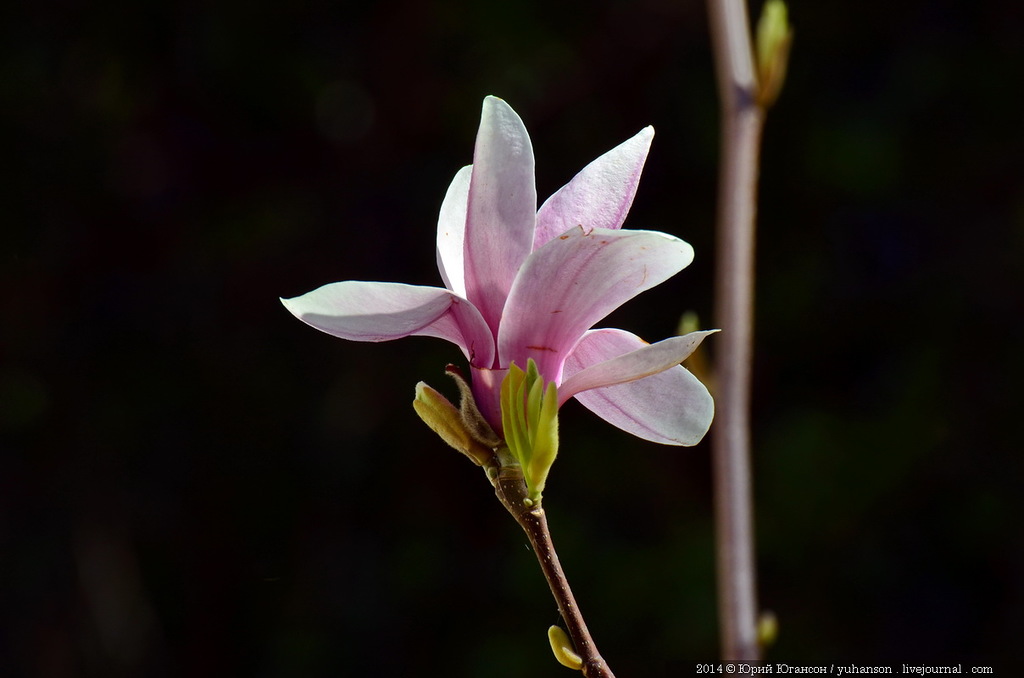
[708,0,764,661]
[494,469,614,678]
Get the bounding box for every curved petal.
[464,96,537,337]
[436,165,472,298]
[281,281,495,367]
[534,126,654,249]
[562,329,714,446]
[498,226,694,382]
[558,329,718,404]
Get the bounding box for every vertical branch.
[708,0,765,662]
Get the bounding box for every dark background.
[3,0,1022,675]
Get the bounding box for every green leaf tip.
[499,359,560,501]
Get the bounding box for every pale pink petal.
[464,96,537,337]
[562,329,713,446]
[436,165,472,298]
[470,364,508,436]
[281,281,495,367]
[498,226,694,382]
[558,330,717,403]
[534,127,654,249]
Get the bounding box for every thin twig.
[708,0,765,662]
[494,469,614,678]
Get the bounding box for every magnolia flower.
[282,96,713,447]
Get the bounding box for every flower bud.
[413,382,495,468]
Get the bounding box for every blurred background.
[3,0,1023,675]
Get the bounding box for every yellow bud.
[547,625,583,671]
[676,311,714,395]
[755,0,793,109]
[413,382,494,467]
[757,609,779,650]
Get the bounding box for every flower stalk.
[415,365,614,674]
[491,464,614,678]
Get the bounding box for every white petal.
[464,96,537,334]
[561,329,714,446]
[558,330,717,403]
[498,226,694,383]
[436,165,472,298]
[534,126,654,249]
[281,281,495,367]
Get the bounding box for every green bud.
[755,0,793,109]
[413,382,495,468]
[499,359,559,502]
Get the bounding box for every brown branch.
[494,469,614,678]
[708,0,765,662]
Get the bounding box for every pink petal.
[281,281,495,368]
[558,329,717,403]
[464,96,537,337]
[562,329,714,446]
[436,165,472,298]
[497,226,694,382]
[534,127,654,250]
[470,365,508,436]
